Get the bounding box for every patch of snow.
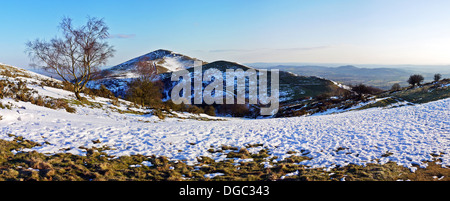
[204,172,225,179]
[330,80,352,90]
[141,161,153,167]
[281,170,299,179]
[160,56,193,72]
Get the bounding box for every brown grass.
[0,139,448,181]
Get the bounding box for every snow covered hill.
[108,49,202,74]
[1,63,449,172]
[86,49,204,97]
[87,50,348,108]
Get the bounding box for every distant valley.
[248,63,450,90]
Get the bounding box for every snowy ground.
[1,64,449,172]
[1,94,449,172]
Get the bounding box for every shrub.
[434,74,441,82]
[187,105,204,115]
[54,99,68,109]
[40,79,62,89]
[352,84,383,96]
[126,79,163,108]
[62,81,74,91]
[0,81,5,98]
[1,70,13,78]
[204,105,216,116]
[96,85,115,99]
[30,96,44,106]
[164,100,181,112]
[391,83,401,91]
[153,109,165,119]
[316,94,330,101]
[218,103,251,117]
[110,97,120,107]
[65,106,76,113]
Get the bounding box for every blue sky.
[1,0,450,68]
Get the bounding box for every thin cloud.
[108,34,136,39]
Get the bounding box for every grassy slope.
[359,79,450,110]
[0,139,448,181]
[277,79,449,117]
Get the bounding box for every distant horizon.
[15,48,450,70]
[10,59,450,73]
[11,56,450,76]
[2,49,445,74]
[244,62,450,68]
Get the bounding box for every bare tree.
[26,17,115,100]
[126,56,163,108]
[352,83,383,97]
[134,56,158,82]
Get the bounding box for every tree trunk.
[74,87,82,101]
[74,91,82,100]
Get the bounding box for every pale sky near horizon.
[1,0,450,68]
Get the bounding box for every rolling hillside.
[251,64,449,90]
[87,50,348,114]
